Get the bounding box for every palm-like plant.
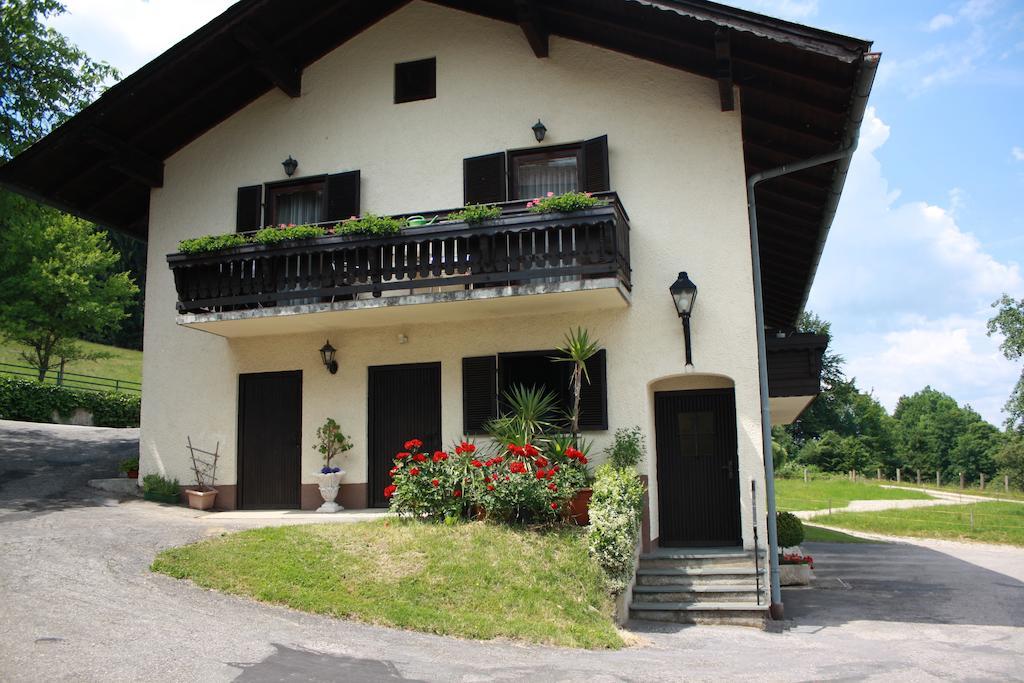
[485,384,560,446]
[553,327,600,438]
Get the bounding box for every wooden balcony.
[766,332,829,424]
[167,194,631,334]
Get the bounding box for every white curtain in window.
[275,189,322,225]
[516,157,578,199]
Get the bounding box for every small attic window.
[394,57,436,104]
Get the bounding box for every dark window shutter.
[464,152,506,205]
[578,349,608,430]
[462,356,497,434]
[236,185,263,232]
[581,135,610,192]
[325,170,361,222]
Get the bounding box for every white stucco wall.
[141,2,765,545]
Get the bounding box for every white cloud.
[1013,146,1024,161]
[808,108,1023,425]
[47,0,234,75]
[925,13,956,31]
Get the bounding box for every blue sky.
[47,0,1024,425]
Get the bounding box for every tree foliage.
[0,0,118,160]
[988,294,1024,431]
[0,207,138,378]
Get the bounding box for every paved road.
[1,420,1023,682]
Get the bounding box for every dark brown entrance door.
[237,371,302,509]
[654,388,741,546]
[368,362,442,508]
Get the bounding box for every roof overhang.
[0,0,875,328]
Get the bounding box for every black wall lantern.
[669,271,698,366]
[532,119,547,142]
[319,340,338,375]
[282,155,298,177]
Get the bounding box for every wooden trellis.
[186,436,219,491]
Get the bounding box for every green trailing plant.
[604,426,645,470]
[447,203,502,223]
[526,191,606,214]
[335,214,406,237]
[588,465,645,594]
[0,377,140,427]
[776,511,805,548]
[142,473,180,503]
[118,457,139,474]
[177,233,248,254]
[553,327,599,438]
[315,417,353,472]
[252,224,326,244]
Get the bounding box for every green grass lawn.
[152,520,623,649]
[775,478,932,512]
[0,339,142,388]
[883,481,1024,502]
[803,525,878,543]
[813,501,1024,547]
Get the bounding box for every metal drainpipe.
[747,52,879,621]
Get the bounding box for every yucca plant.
[485,384,560,446]
[553,327,600,438]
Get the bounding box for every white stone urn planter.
[778,563,812,586]
[312,470,345,513]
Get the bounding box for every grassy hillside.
[776,478,932,512]
[0,339,142,388]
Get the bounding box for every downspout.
[747,52,879,621]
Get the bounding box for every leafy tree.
[795,430,876,473]
[994,431,1024,490]
[0,0,118,160]
[988,294,1024,431]
[0,211,138,379]
[893,387,981,476]
[948,421,1000,481]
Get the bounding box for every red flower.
[565,447,583,460]
[524,444,539,457]
[461,442,476,453]
[383,485,396,498]
[509,461,527,474]
[487,484,495,491]
[404,439,423,450]
[508,444,525,457]
[546,470,556,479]
[535,456,548,467]
[433,451,448,462]
[396,452,410,460]
[409,467,420,476]
[431,479,440,487]
[551,465,560,473]
[483,476,491,483]
[413,453,427,462]
[495,456,504,464]
[535,469,547,479]
[389,466,399,478]
[548,483,558,491]
[471,459,483,468]
[452,490,462,498]
[550,502,558,510]
[579,456,588,465]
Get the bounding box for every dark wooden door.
[368,362,442,508]
[655,388,741,546]
[237,371,302,509]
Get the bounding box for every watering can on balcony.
[406,215,438,227]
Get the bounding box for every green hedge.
[588,464,646,594]
[0,377,140,428]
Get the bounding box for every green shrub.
[0,377,140,427]
[526,191,606,214]
[177,233,248,254]
[142,475,180,497]
[252,224,326,244]
[588,465,645,593]
[775,461,824,480]
[119,457,139,473]
[447,204,502,223]
[776,511,805,548]
[336,214,406,237]
[604,426,645,470]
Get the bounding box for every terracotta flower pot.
[186,488,218,510]
[569,487,593,525]
[125,469,139,479]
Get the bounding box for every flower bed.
[385,438,589,524]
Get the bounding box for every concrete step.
[639,549,766,570]
[629,601,769,627]
[633,584,767,603]
[635,567,765,587]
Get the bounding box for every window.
[394,57,436,104]
[509,146,582,199]
[461,350,607,434]
[266,179,325,226]
[677,411,715,458]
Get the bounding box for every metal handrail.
[0,361,141,394]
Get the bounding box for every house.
[0,0,875,622]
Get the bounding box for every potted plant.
[554,327,599,524]
[119,457,139,479]
[776,511,811,585]
[142,474,180,504]
[185,438,220,510]
[313,418,353,513]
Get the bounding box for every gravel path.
[1,419,1022,682]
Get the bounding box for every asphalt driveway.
[1,419,1022,682]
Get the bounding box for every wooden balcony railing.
[167,193,631,314]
